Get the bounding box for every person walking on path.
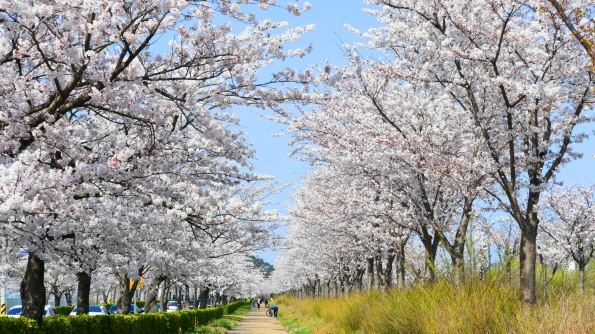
[251,298,256,309]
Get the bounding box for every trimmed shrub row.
[0,317,40,334]
[0,302,249,334]
[224,301,247,315]
[54,306,74,316]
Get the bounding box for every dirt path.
[227,307,288,334]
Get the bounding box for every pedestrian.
[251,298,256,309]
[270,305,279,317]
[257,299,260,309]
[264,298,268,307]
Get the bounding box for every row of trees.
[269,0,595,307]
[0,0,311,325]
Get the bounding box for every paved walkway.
[227,307,288,334]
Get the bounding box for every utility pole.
[1,287,6,316]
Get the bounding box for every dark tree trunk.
[422,232,440,282]
[355,267,365,292]
[65,290,73,306]
[184,284,190,309]
[342,271,352,298]
[396,242,406,289]
[376,250,395,291]
[366,257,374,291]
[332,279,338,298]
[193,284,198,308]
[144,275,167,313]
[159,278,170,312]
[20,253,46,327]
[115,270,138,314]
[52,284,63,307]
[76,271,92,315]
[174,285,181,309]
[519,225,538,306]
[579,262,586,293]
[198,286,210,309]
[451,199,472,285]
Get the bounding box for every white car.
[6,305,58,318]
[166,301,178,312]
[68,304,108,316]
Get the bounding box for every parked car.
[107,304,139,315]
[68,305,108,316]
[166,301,178,312]
[7,305,59,318]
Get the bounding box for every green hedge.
[0,317,40,334]
[43,315,105,334]
[0,303,236,334]
[100,303,114,312]
[224,301,249,315]
[54,306,73,316]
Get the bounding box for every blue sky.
[233,1,384,264]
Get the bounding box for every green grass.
[276,306,318,334]
[184,304,251,334]
[275,275,595,333]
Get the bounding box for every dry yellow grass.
[276,278,595,333]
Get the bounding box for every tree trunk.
[76,271,92,315]
[451,254,465,286]
[422,234,440,282]
[193,284,198,308]
[519,227,537,306]
[579,262,586,293]
[355,268,364,292]
[54,293,62,306]
[65,290,73,306]
[366,257,374,291]
[376,250,395,291]
[159,278,170,312]
[20,253,46,327]
[115,270,138,314]
[198,286,210,309]
[52,284,63,307]
[332,279,338,298]
[144,275,167,313]
[184,284,190,309]
[342,272,351,298]
[396,243,406,289]
[451,201,472,285]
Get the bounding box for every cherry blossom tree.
[539,184,595,292]
[283,52,492,284]
[346,0,595,306]
[0,0,313,323]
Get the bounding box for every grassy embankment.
[185,304,251,334]
[275,273,595,333]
